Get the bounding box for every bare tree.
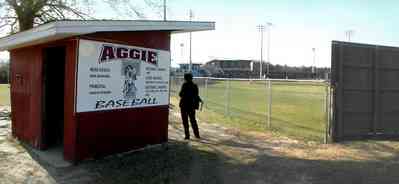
[103,0,164,20]
[0,0,162,33]
[0,0,92,32]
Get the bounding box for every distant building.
[203,59,261,78]
[205,59,252,70]
[176,63,207,77]
[202,59,330,79]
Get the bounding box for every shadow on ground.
[2,105,399,184]
[19,129,399,184]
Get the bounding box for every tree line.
[268,64,330,79]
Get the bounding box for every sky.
[2,0,399,67]
[165,0,399,67]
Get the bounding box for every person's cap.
[184,73,193,81]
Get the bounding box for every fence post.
[322,83,326,112]
[224,79,231,116]
[170,76,174,97]
[324,84,329,143]
[268,79,272,129]
[204,77,208,109]
[175,76,179,95]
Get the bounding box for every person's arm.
[194,84,203,103]
[179,83,185,97]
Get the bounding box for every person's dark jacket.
[179,81,202,110]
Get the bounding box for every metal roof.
[0,20,215,51]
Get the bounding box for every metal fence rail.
[170,76,331,143]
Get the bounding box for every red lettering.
[99,45,115,63]
[148,51,158,65]
[129,49,141,59]
[98,45,159,66]
[116,47,129,58]
[141,50,147,62]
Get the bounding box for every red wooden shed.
[0,20,215,162]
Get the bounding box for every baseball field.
[170,79,329,142]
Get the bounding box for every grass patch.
[0,84,10,106]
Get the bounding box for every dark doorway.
[42,46,66,148]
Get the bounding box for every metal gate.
[331,41,399,141]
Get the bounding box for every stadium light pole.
[312,48,316,79]
[189,9,194,73]
[266,22,273,78]
[345,30,354,42]
[163,0,167,21]
[257,25,265,79]
[7,61,10,84]
[180,43,184,59]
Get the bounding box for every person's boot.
[183,126,190,140]
[193,128,200,139]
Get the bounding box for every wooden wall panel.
[10,46,43,148]
[63,39,78,162]
[80,31,170,51]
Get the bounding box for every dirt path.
[169,110,399,184]
[1,106,399,183]
[0,106,56,184]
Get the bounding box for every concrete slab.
[31,146,72,168]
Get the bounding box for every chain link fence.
[170,76,331,143]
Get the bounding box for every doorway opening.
[42,46,66,149]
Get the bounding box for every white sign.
[76,39,170,112]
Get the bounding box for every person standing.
[179,73,202,140]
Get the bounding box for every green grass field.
[171,79,328,142]
[0,84,10,106]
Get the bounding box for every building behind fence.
[177,59,332,79]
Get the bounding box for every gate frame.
[331,40,399,142]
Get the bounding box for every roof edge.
[0,20,215,51]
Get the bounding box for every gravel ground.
[1,105,399,184]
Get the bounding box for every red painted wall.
[10,46,44,148]
[71,31,171,162]
[75,106,169,159]
[63,39,79,162]
[11,40,77,150]
[10,31,171,163]
[79,31,170,51]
